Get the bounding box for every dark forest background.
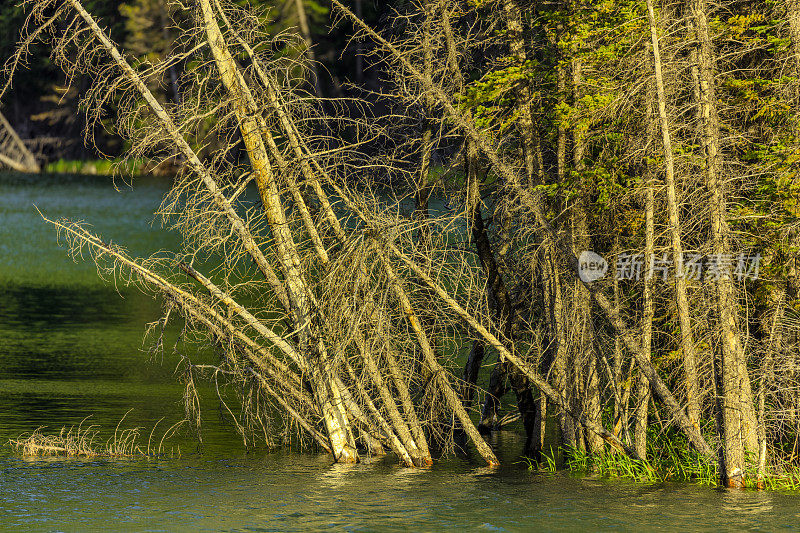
[0,0,390,162]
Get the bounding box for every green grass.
[529,429,720,485]
[44,158,147,176]
[529,432,800,491]
[532,444,718,485]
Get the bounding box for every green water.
[1,171,798,531]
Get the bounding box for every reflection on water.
[721,488,775,515]
[1,172,800,531]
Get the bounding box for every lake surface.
[1,171,799,531]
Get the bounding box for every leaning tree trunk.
[645,0,701,427]
[200,0,358,463]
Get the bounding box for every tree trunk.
[788,0,800,75]
[462,341,485,408]
[467,141,538,453]
[635,152,655,461]
[502,0,549,455]
[501,0,538,182]
[552,56,574,450]
[201,0,358,462]
[354,0,363,83]
[415,0,434,238]
[293,0,321,96]
[611,238,624,439]
[572,58,604,457]
[687,0,756,485]
[646,0,700,427]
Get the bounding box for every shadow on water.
[0,283,162,380]
[0,284,133,330]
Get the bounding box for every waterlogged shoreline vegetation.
[14,419,800,493]
[43,158,148,177]
[10,416,184,459]
[537,437,800,491]
[3,0,800,497]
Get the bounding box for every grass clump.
[555,445,718,485]
[531,430,800,491]
[530,430,719,485]
[10,415,182,458]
